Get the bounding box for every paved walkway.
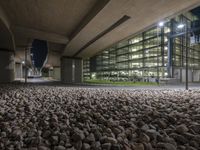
[14,78,200,90]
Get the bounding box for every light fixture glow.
[22,61,25,64]
[177,24,185,29]
[158,21,164,27]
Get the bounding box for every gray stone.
[54,145,66,150]
[176,124,189,134]
[74,141,82,150]
[139,133,150,143]
[102,143,111,150]
[105,137,117,144]
[82,143,90,150]
[85,133,95,143]
[157,142,176,150]
[51,136,59,145]
[38,146,50,150]
[71,131,85,142]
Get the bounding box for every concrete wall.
[172,68,200,82]
[193,70,200,82]
[61,57,82,83]
[61,58,73,83]
[74,59,82,83]
[177,69,194,82]
[0,50,15,82]
[15,63,22,79]
[53,67,60,80]
[174,69,181,80]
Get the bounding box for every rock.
[112,128,121,136]
[133,143,144,150]
[71,131,85,142]
[6,112,16,120]
[51,136,59,145]
[66,147,75,150]
[94,129,102,141]
[185,145,197,150]
[111,144,121,150]
[139,133,150,143]
[143,143,153,150]
[38,146,50,150]
[42,130,51,138]
[141,124,149,131]
[85,133,95,143]
[54,145,66,150]
[74,140,82,150]
[161,136,176,146]
[91,141,101,149]
[12,129,22,140]
[102,143,111,150]
[145,129,159,141]
[82,143,90,150]
[105,137,117,144]
[190,124,200,134]
[59,133,68,142]
[176,124,189,134]
[170,133,188,144]
[190,140,199,148]
[157,120,167,129]
[157,142,176,150]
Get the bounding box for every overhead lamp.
[22,61,25,64]
[177,24,185,29]
[158,21,164,27]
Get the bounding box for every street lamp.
[177,23,188,90]
[177,24,185,29]
[158,21,164,27]
[156,21,164,84]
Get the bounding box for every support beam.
[69,0,110,40]
[63,0,110,56]
[13,26,69,44]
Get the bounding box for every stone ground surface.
[0,83,200,150]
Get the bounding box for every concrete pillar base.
[61,57,82,83]
[0,50,15,83]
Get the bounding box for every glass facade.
[83,9,200,82]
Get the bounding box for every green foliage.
[84,79,157,86]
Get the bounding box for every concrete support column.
[0,50,15,83]
[15,62,23,79]
[52,67,61,80]
[61,57,82,83]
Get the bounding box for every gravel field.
[0,84,200,150]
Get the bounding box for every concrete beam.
[0,5,16,51]
[13,26,69,44]
[63,0,110,56]
[0,5,11,29]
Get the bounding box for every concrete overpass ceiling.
[48,42,65,53]
[0,0,104,64]
[1,0,200,59]
[63,0,200,57]
[0,0,98,36]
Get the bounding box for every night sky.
[191,6,200,18]
[31,39,48,69]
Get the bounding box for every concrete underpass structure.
[0,0,200,83]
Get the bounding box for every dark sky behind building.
[31,39,48,69]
